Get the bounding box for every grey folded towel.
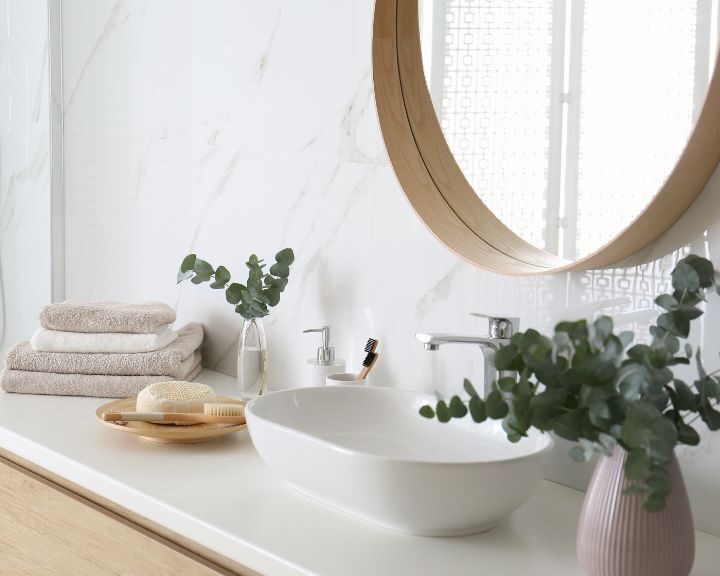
[5,323,203,378]
[0,362,202,398]
[39,300,177,334]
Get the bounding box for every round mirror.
[373,0,720,274]
[419,0,717,260]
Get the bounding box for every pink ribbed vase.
[577,447,694,576]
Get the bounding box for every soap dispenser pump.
[303,326,345,386]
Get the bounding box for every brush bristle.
[204,403,245,417]
[362,351,377,367]
[365,338,378,352]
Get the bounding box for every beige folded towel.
[0,362,202,398]
[31,325,178,353]
[6,323,203,378]
[39,300,176,334]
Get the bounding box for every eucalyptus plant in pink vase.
[421,255,720,576]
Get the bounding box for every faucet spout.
[415,333,506,351]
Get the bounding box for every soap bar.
[136,381,216,425]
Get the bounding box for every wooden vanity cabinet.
[0,453,255,576]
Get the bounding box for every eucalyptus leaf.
[419,405,435,419]
[672,262,700,292]
[617,364,647,400]
[177,269,194,284]
[569,446,587,462]
[699,403,720,431]
[529,389,567,430]
[618,330,634,349]
[485,390,509,419]
[436,400,451,423]
[654,293,678,311]
[449,396,468,418]
[676,421,700,446]
[625,449,651,481]
[225,283,244,305]
[497,376,517,393]
[214,265,231,285]
[553,410,583,442]
[641,495,666,512]
[180,254,197,273]
[701,377,720,401]
[684,254,715,287]
[468,396,487,423]
[254,292,271,305]
[193,258,214,276]
[555,319,588,343]
[624,484,651,496]
[646,469,672,496]
[275,248,295,265]
[269,263,290,278]
[594,316,613,343]
[464,378,479,398]
[597,433,617,456]
[264,287,281,307]
[495,344,521,371]
[673,380,698,411]
[696,348,708,380]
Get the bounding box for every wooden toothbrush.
[358,338,379,380]
[102,402,245,425]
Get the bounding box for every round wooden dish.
[95,396,247,444]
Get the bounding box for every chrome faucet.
[416,314,519,398]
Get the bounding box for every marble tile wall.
[0,0,52,359]
[59,0,720,534]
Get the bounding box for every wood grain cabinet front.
[0,456,239,576]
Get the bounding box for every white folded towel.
[30,325,178,353]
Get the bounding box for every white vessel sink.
[245,386,552,536]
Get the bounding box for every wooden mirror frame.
[372,0,720,275]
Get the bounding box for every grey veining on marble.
[255,13,280,82]
[63,0,131,117]
[187,150,242,252]
[416,263,466,319]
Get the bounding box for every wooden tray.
[95,396,247,444]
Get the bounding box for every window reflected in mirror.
[420,0,719,260]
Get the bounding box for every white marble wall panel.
[59,0,720,535]
[0,0,52,359]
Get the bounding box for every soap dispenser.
[303,327,345,386]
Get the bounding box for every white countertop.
[1,369,719,576]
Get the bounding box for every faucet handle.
[470,313,520,339]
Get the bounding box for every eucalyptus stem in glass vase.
[177,248,294,399]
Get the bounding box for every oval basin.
[246,386,552,536]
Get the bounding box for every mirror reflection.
[420,0,719,259]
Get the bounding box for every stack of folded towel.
[0,301,204,398]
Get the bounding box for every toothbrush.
[358,338,379,380]
[102,402,245,424]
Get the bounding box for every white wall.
[60,0,720,535]
[0,0,52,358]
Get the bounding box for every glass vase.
[237,318,267,400]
